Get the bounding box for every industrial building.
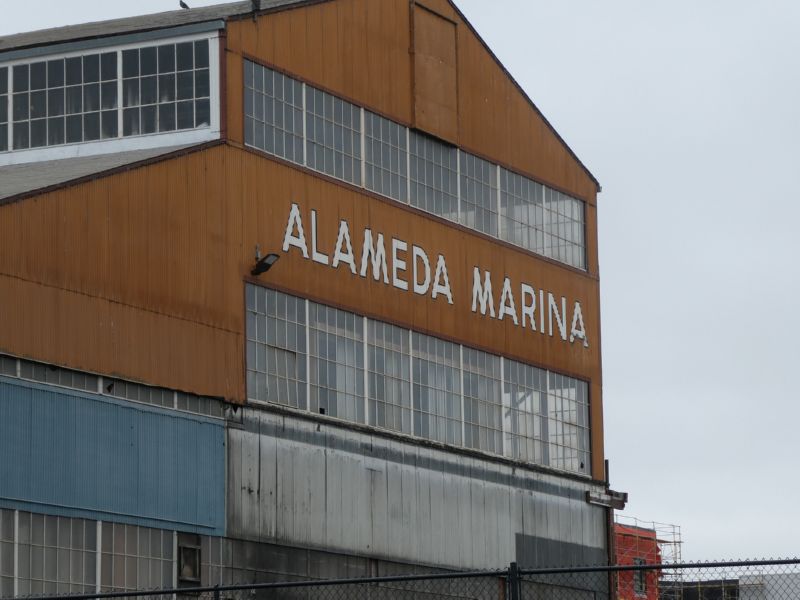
[0,0,614,596]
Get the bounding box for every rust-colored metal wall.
[0,143,604,476]
[412,4,459,143]
[0,0,605,476]
[225,0,597,204]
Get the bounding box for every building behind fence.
[3,559,799,600]
[0,0,621,597]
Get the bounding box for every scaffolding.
[614,514,684,600]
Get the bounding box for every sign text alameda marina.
[281,202,588,348]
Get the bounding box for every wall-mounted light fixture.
[251,245,280,276]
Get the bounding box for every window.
[365,110,407,202]
[244,60,303,163]
[633,557,647,595]
[20,359,98,392]
[308,302,364,422]
[0,36,214,157]
[12,52,117,150]
[243,284,591,476]
[306,86,362,185]
[462,348,502,454]
[460,151,498,236]
[0,509,12,598]
[0,67,8,152]
[503,359,548,465]
[500,168,586,269]
[409,131,458,221]
[16,513,96,595]
[368,320,411,434]
[122,39,210,136]
[547,372,589,475]
[99,522,172,592]
[104,378,173,408]
[246,286,307,408]
[238,67,588,270]
[412,333,462,445]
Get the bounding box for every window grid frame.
[241,61,588,271]
[307,301,365,423]
[0,67,8,152]
[367,319,412,435]
[121,39,211,138]
[244,284,592,477]
[0,32,217,160]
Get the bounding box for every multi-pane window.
[503,359,548,465]
[12,52,117,150]
[367,320,411,434]
[122,40,210,136]
[239,68,588,270]
[100,523,173,592]
[20,359,98,392]
[365,111,407,202]
[462,348,502,454]
[547,372,589,474]
[105,379,173,408]
[633,558,647,594]
[0,67,8,152]
[544,186,586,269]
[0,354,16,376]
[243,285,591,476]
[16,512,96,595]
[412,333,462,446]
[243,60,303,163]
[460,151,498,236]
[500,168,585,269]
[409,131,459,221]
[306,86,361,185]
[246,286,307,408]
[2,353,222,418]
[308,303,364,422]
[0,509,12,598]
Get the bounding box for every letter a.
[282,202,309,258]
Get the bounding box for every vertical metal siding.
[0,378,225,535]
[227,409,607,570]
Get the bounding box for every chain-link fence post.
[213,584,220,600]
[508,562,520,600]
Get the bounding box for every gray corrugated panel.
[0,0,310,53]
[229,407,608,570]
[0,144,196,201]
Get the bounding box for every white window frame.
[0,31,221,167]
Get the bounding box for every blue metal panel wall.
[0,377,225,535]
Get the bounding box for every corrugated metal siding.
[227,408,606,570]
[0,377,225,535]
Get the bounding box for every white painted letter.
[392,238,409,291]
[331,219,356,274]
[520,283,537,331]
[471,267,495,318]
[431,254,454,304]
[412,245,431,295]
[539,289,545,333]
[548,293,567,341]
[310,209,329,265]
[570,301,589,348]
[282,202,309,258]
[359,229,389,283]
[498,277,519,325]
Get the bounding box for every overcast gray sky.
[3,0,799,561]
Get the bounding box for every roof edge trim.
[444,0,601,192]
[0,20,224,62]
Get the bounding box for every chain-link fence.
[3,559,799,600]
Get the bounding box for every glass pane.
[83,54,100,83]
